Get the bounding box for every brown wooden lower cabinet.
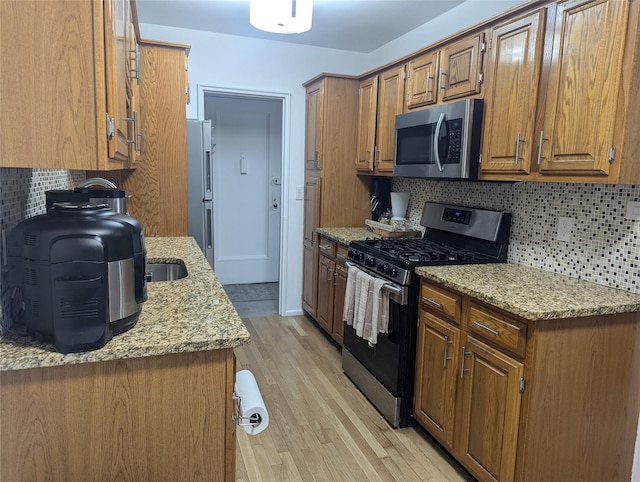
[414,278,639,482]
[0,349,237,482]
[313,235,348,344]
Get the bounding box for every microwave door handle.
[433,112,445,172]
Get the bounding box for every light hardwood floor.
[234,314,474,481]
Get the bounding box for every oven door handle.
[345,261,407,303]
[382,283,402,294]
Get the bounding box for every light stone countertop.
[416,263,640,321]
[316,226,422,245]
[316,227,376,245]
[0,237,250,372]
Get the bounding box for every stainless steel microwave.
[393,98,483,179]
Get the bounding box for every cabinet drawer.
[468,303,527,358]
[318,237,336,258]
[420,281,462,323]
[336,244,348,266]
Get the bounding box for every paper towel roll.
[234,370,269,435]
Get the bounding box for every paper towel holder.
[232,394,263,432]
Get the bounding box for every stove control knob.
[365,257,376,268]
[353,252,364,262]
[377,263,386,273]
[389,267,398,277]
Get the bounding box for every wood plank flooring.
[234,314,474,481]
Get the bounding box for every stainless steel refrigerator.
[187,119,215,268]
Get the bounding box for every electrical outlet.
[625,201,640,221]
[557,216,573,242]
[296,186,304,200]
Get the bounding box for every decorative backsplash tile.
[393,178,640,294]
[0,168,86,333]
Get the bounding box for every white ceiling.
[135,0,466,53]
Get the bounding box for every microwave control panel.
[446,119,463,162]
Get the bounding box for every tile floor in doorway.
[223,282,278,318]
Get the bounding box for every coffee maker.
[370,178,392,221]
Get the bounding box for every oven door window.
[343,300,403,395]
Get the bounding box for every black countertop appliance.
[7,203,147,353]
[370,177,392,221]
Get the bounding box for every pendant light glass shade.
[250,0,313,34]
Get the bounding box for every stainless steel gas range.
[342,202,511,428]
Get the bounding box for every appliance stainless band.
[342,349,401,428]
[108,258,141,322]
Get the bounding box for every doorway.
[203,92,284,291]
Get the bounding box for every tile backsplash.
[393,178,640,294]
[0,168,86,333]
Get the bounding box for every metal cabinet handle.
[473,321,500,336]
[319,244,332,250]
[422,296,442,308]
[443,335,453,368]
[439,69,447,91]
[425,74,431,95]
[337,253,347,260]
[514,132,525,165]
[460,347,470,378]
[537,130,547,165]
[124,111,141,153]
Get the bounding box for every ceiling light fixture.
[250,0,313,34]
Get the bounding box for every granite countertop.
[416,263,640,321]
[317,226,422,245]
[0,237,250,372]
[316,227,376,245]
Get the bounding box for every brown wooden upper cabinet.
[405,33,486,111]
[355,65,405,174]
[0,0,140,170]
[479,9,546,178]
[305,80,324,170]
[480,0,640,184]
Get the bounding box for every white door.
[205,94,282,284]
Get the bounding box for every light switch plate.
[296,186,304,200]
[625,201,640,221]
[557,216,573,242]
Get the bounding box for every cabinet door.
[305,80,324,170]
[375,66,405,173]
[333,263,347,344]
[440,33,485,102]
[302,177,321,316]
[539,0,629,177]
[316,255,335,333]
[303,177,321,243]
[355,76,378,172]
[104,0,132,163]
[480,11,545,176]
[414,311,460,448]
[457,336,523,482]
[405,51,440,109]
